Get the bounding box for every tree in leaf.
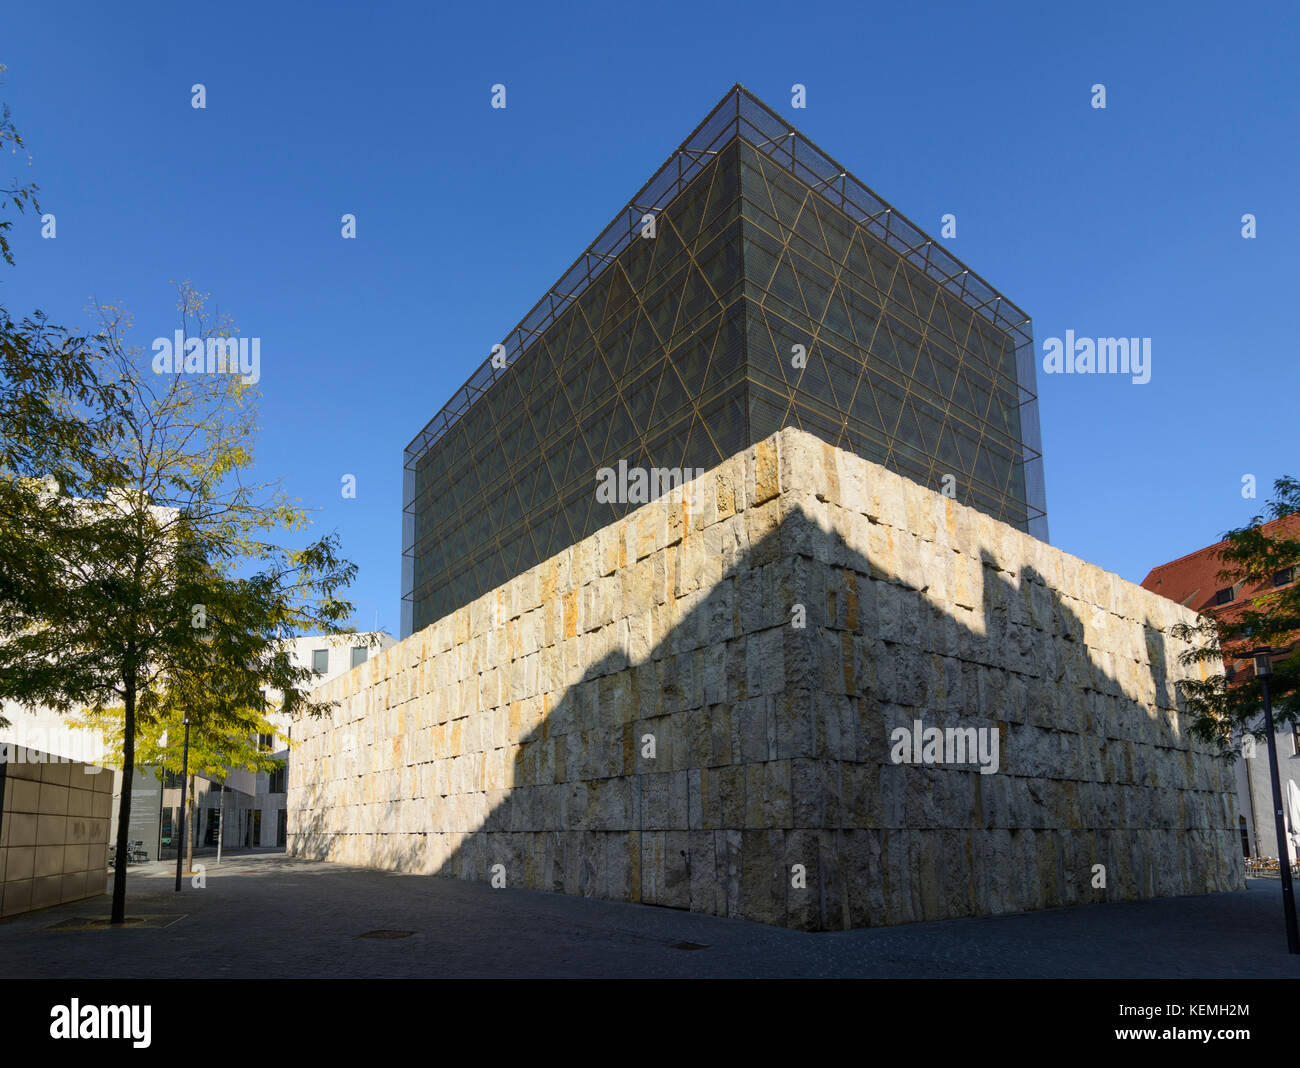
[0,283,367,924]
[0,64,40,268]
[1172,476,1300,756]
[1,84,130,742]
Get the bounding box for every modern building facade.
[296,427,1239,931]
[1,700,123,862]
[1142,514,1300,861]
[0,749,113,917]
[402,85,1047,636]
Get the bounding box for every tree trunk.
[110,677,135,925]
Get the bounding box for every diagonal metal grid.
[401,86,1046,636]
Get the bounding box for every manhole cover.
[358,930,415,939]
[670,941,709,950]
[45,915,185,931]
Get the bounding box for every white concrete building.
[1236,720,1300,863]
[158,631,397,856]
[0,701,114,768]
[0,701,124,851]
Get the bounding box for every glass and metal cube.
[402,86,1047,636]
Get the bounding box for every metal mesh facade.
[403,86,1047,636]
[738,142,1035,530]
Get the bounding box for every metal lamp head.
[1254,647,1273,678]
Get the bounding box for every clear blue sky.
[1,0,1296,633]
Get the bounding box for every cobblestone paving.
[0,854,1295,978]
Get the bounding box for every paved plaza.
[0,853,1295,979]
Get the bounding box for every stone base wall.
[289,427,1242,929]
[1,750,113,917]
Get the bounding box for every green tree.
[0,284,367,924]
[1,83,129,733]
[0,64,39,268]
[77,656,285,873]
[1173,476,1300,755]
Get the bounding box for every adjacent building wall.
[1240,729,1300,861]
[1,749,113,917]
[290,427,1241,930]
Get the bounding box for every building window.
[312,648,329,674]
[350,646,368,669]
[267,763,286,793]
[1214,587,1235,606]
[1292,724,1300,757]
[256,732,275,753]
[1273,566,1295,588]
[162,769,184,790]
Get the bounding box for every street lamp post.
[1254,646,1299,954]
[174,716,191,893]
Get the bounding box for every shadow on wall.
[292,464,1242,931]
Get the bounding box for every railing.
[1245,856,1300,877]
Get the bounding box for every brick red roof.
[1141,513,1300,670]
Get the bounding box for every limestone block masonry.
[289,427,1243,930]
[1,751,113,917]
